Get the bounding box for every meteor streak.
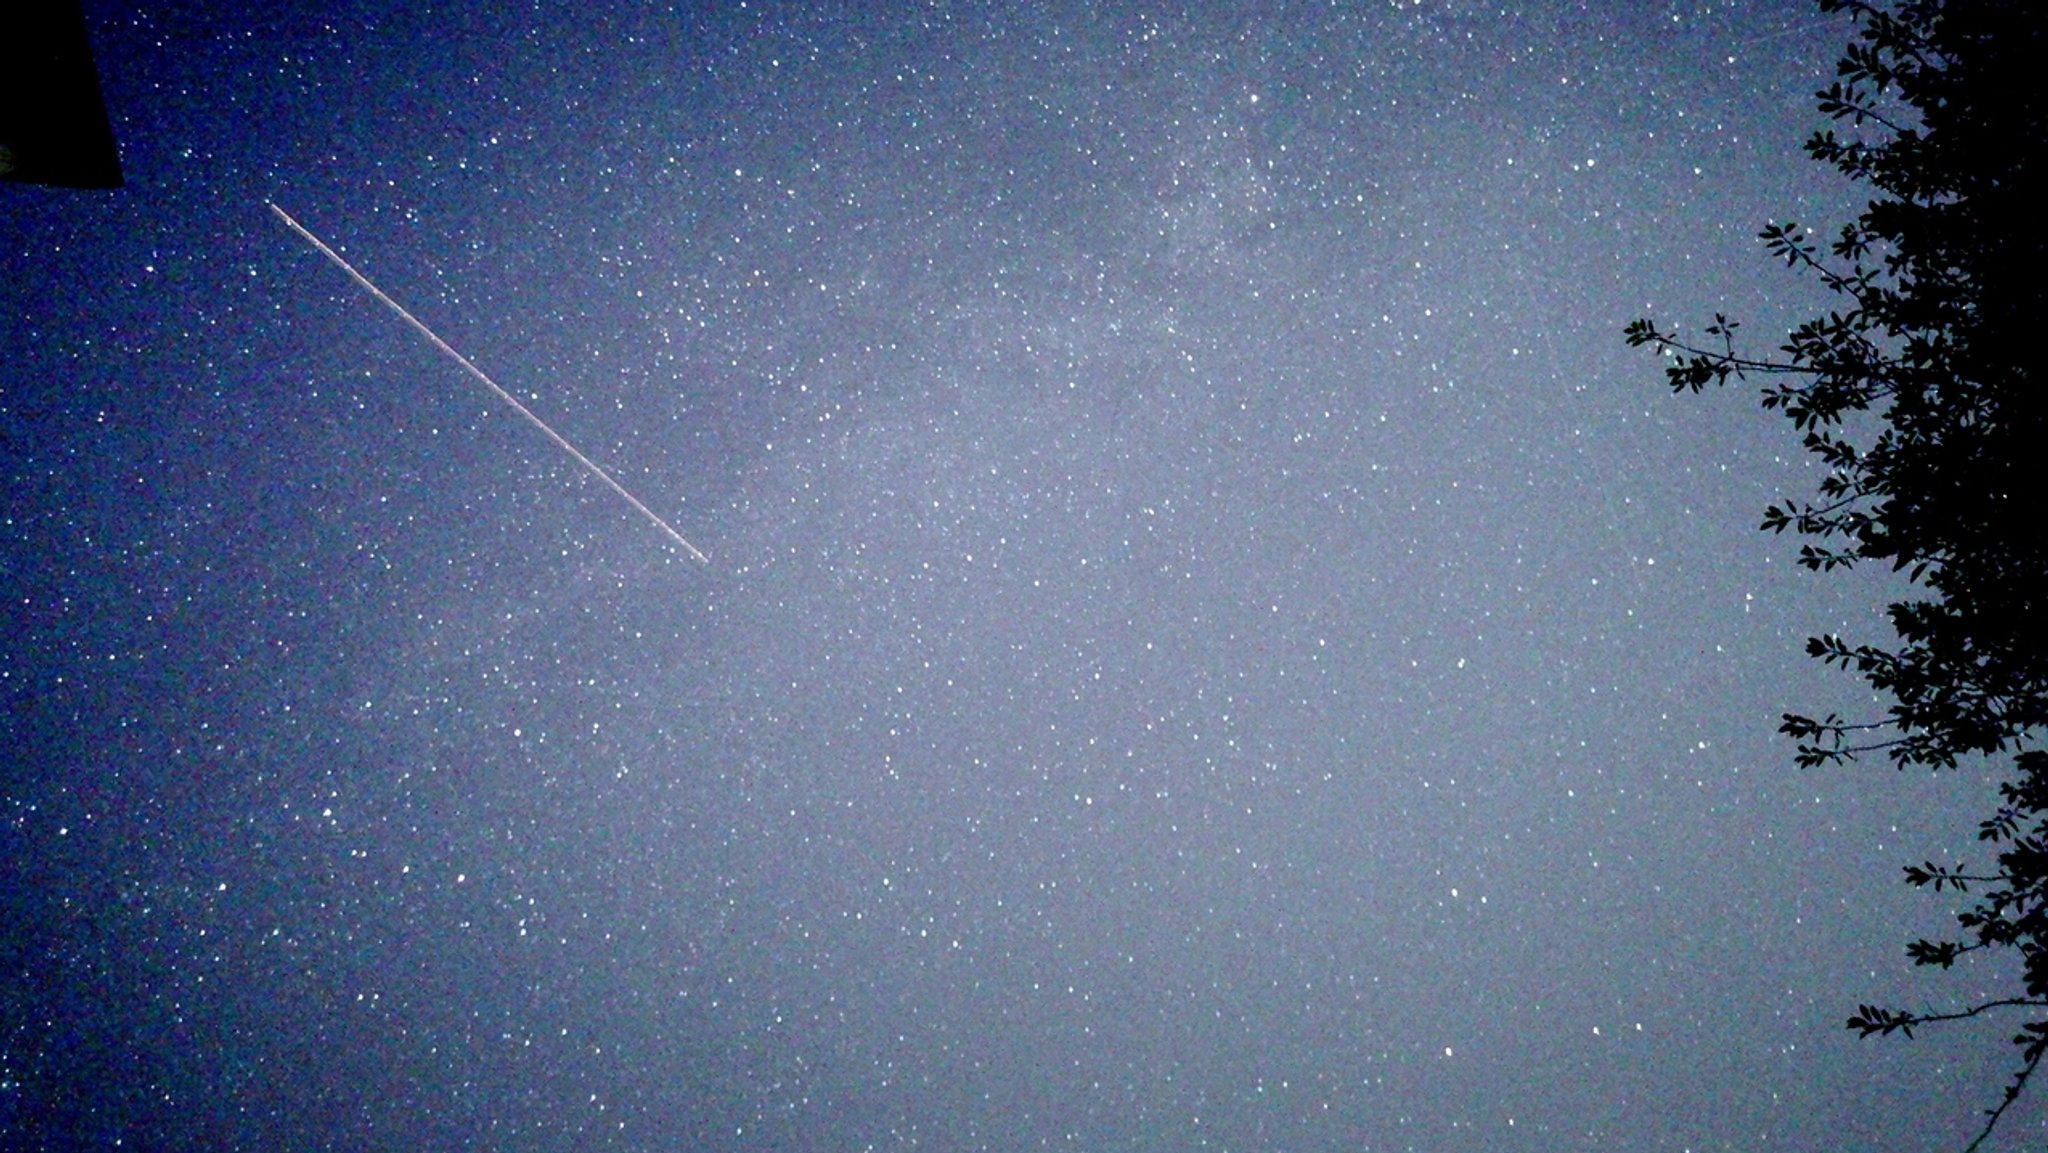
[266,201,709,564]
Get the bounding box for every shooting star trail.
[266,201,709,564]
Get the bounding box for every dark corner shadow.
[1,0,124,190]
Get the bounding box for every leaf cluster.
[1629,2,2048,1146]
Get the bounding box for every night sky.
[4,2,2038,1149]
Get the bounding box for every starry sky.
[4,2,2038,1150]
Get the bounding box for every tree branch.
[1965,1033,2048,1153]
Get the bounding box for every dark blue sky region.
[4,2,2037,1149]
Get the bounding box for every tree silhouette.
[1627,1,2047,1147]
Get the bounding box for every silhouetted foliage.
[1627,2,2047,1147]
